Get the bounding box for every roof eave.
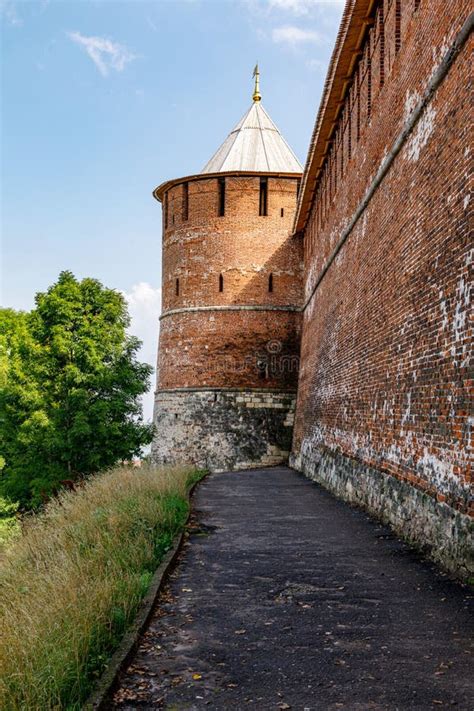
[153,169,303,202]
[293,0,376,234]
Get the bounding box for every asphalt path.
[109,466,473,710]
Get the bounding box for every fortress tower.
[151,70,303,471]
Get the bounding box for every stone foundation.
[152,389,296,472]
[290,449,473,581]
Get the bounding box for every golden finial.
[252,63,261,102]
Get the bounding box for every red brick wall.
[162,176,302,309]
[158,310,301,390]
[157,174,303,390]
[293,0,472,514]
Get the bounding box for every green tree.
[0,308,43,505]
[0,272,153,507]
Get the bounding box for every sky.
[1,0,345,420]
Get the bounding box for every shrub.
[0,496,20,546]
[0,463,202,710]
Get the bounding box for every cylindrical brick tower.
[151,73,303,471]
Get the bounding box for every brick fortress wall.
[152,174,303,471]
[290,0,473,578]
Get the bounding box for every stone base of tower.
[151,389,296,472]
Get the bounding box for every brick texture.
[157,175,303,391]
[162,177,302,311]
[292,0,472,532]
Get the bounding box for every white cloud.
[1,0,22,26]
[272,25,321,45]
[67,31,137,77]
[146,15,158,32]
[243,0,344,45]
[122,282,161,422]
[307,57,328,72]
[268,0,322,14]
[249,0,345,15]
[243,0,346,28]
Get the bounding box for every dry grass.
[0,463,201,710]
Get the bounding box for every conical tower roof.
[153,69,303,202]
[201,100,302,175]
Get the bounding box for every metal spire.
[252,63,261,102]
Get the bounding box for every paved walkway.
[109,467,473,710]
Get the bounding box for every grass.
[0,463,204,710]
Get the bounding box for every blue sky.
[1,0,344,418]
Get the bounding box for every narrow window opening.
[321,177,324,222]
[164,192,169,229]
[218,178,226,217]
[330,152,334,201]
[327,157,331,204]
[296,179,301,198]
[182,182,188,221]
[356,66,361,141]
[175,278,179,296]
[280,207,284,217]
[259,177,268,216]
[348,92,352,159]
[367,38,372,120]
[324,168,328,212]
[379,5,385,87]
[330,150,333,192]
[332,152,335,200]
[340,124,344,180]
[268,273,274,293]
[219,274,224,293]
[324,171,328,217]
[172,214,175,225]
[395,0,401,53]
